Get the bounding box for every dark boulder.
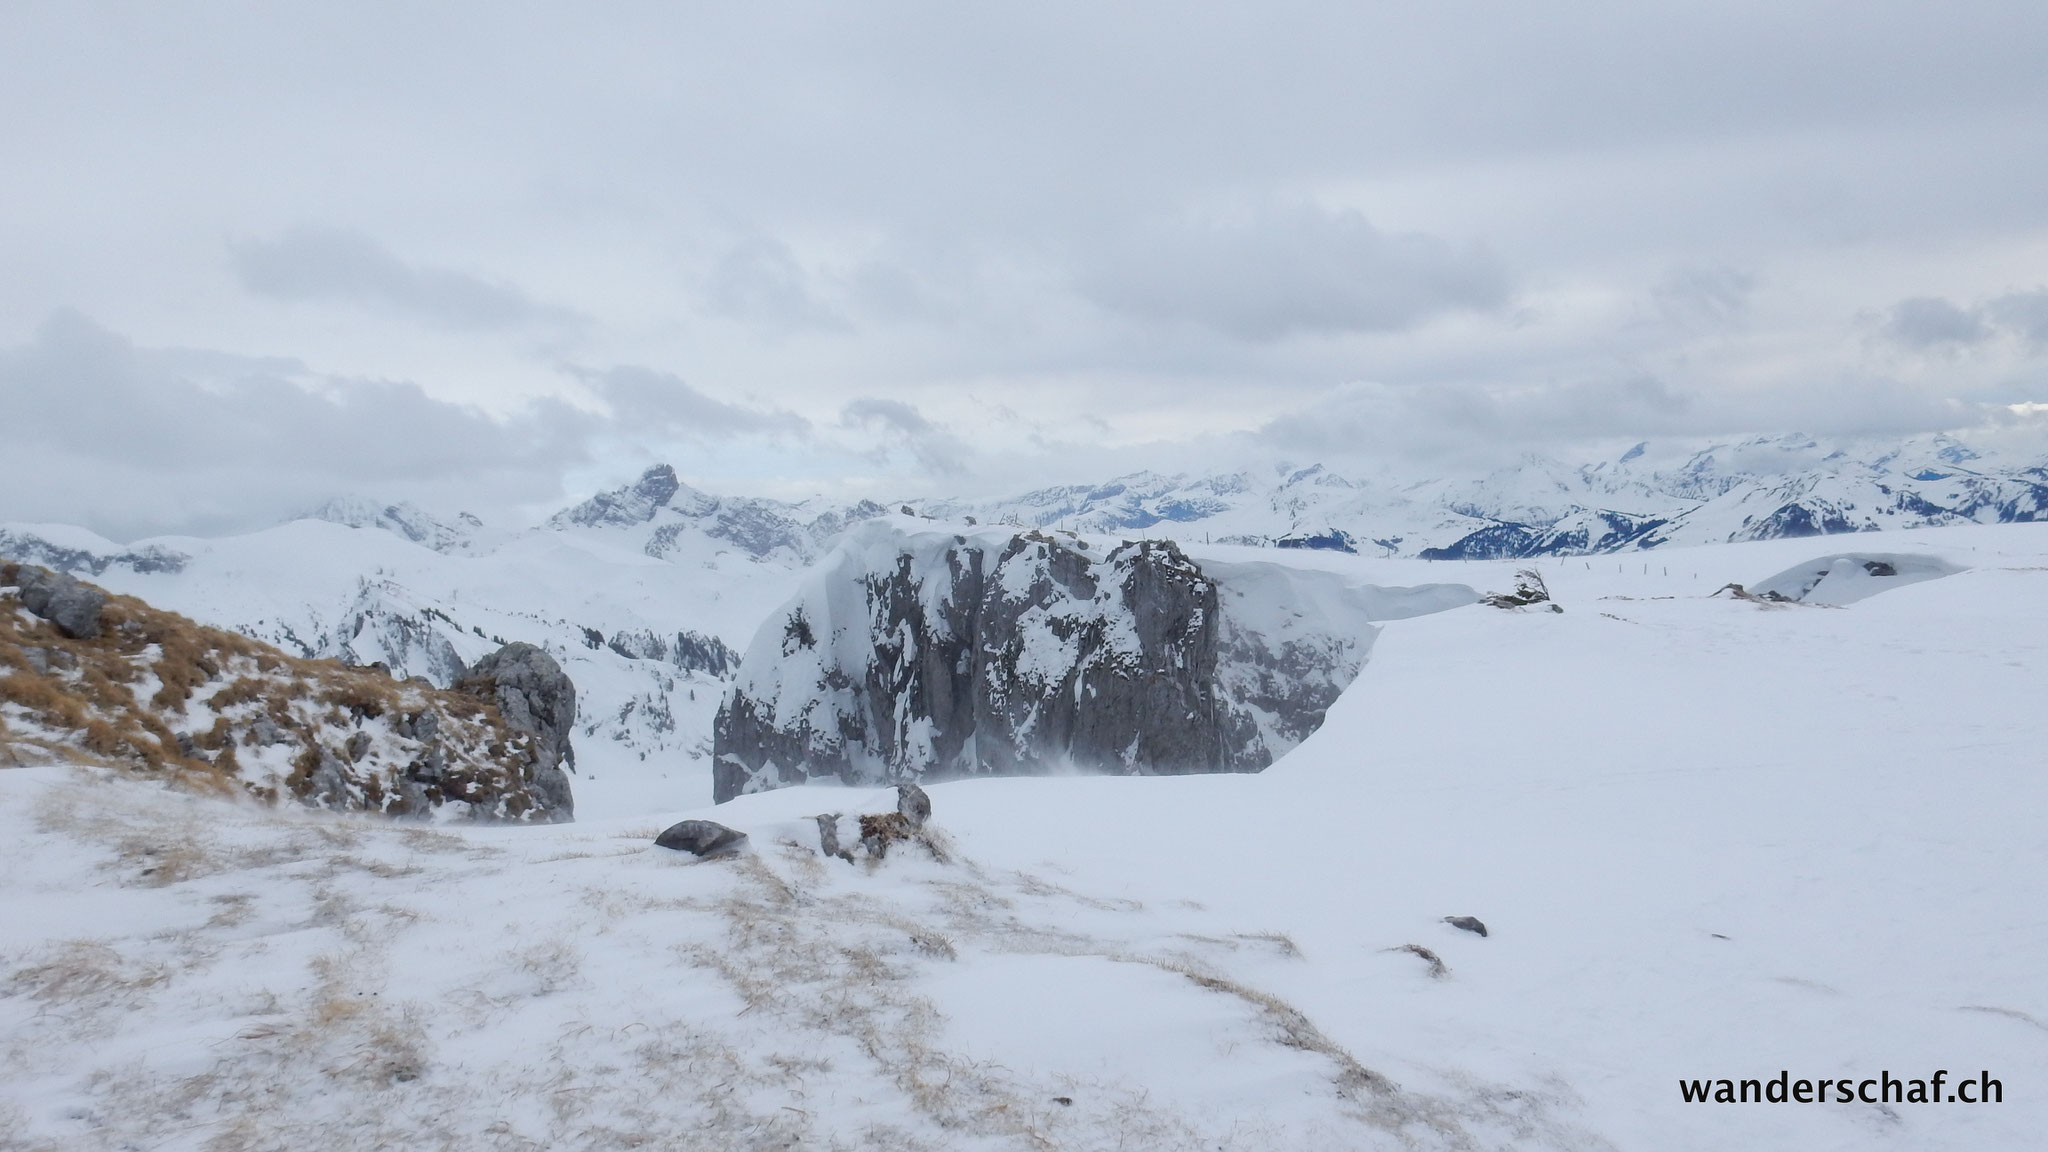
[655,819,748,857]
[1443,915,1489,937]
[897,782,931,829]
[9,565,108,639]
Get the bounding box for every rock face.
[457,643,577,818]
[711,523,1477,802]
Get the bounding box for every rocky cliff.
[711,523,1476,801]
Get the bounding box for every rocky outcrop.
[0,567,573,823]
[711,523,1477,801]
[9,565,108,638]
[457,642,577,818]
[1480,569,1561,611]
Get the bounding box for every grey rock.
[814,813,854,862]
[247,715,287,746]
[654,819,748,857]
[344,731,373,763]
[305,747,350,807]
[897,782,932,829]
[406,741,446,783]
[17,645,73,675]
[12,565,108,639]
[1443,915,1488,938]
[457,642,577,821]
[1481,569,1552,610]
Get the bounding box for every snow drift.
[1749,552,1965,606]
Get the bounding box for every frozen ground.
[4,522,2046,1149]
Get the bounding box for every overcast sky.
[5,1,2048,538]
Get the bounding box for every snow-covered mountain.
[928,432,2048,559]
[0,516,787,813]
[5,427,2047,813]
[547,463,888,565]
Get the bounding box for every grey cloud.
[1075,203,1509,341]
[1653,267,1756,328]
[232,226,580,331]
[1984,289,2048,349]
[1885,297,1992,348]
[702,236,845,330]
[581,365,810,438]
[1880,290,2048,351]
[0,313,796,540]
[841,397,969,474]
[1253,370,1976,468]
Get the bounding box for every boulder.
[1442,915,1489,938]
[11,565,108,639]
[654,819,748,857]
[457,642,577,821]
[896,782,932,829]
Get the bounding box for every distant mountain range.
[6,428,2045,807]
[931,432,2048,560]
[294,431,2048,567]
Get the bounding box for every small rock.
[654,819,748,857]
[897,782,932,829]
[344,731,373,763]
[815,813,854,862]
[1442,915,1488,937]
[1481,569,1552,611]
[305,747,350,806]
[247,716,286,746]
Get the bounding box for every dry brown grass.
[1383,943,1451,979]
[2,574,559,821]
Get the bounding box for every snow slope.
[4,521,2043,1149]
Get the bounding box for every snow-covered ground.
[4,521,2046,1148]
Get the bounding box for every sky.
[4,1,2048,539]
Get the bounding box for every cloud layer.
[3,2,2048,530]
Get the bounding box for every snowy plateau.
[2,439,2047,1150]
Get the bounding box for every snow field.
[1,520,2044,1148]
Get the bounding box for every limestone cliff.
[711,523,1476,801]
